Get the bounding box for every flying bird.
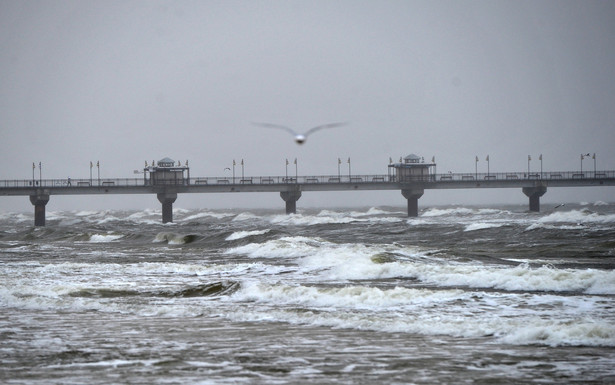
[252,122,348,144]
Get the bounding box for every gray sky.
[1,0,614,211]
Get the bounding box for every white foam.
[411,263,615,295]
[88,233,124,243]
[225,283,615,347]
[225,236,615,293]
[225,229,270,241]
[225,236,324,259]
[539,209,615,224]
[464,222,504,232]
[183,211,234,221]
[270,213,362,226]
[232,281,467,310]
[500,319,615,347]
[232,212,259,221]
[421,207,475,217]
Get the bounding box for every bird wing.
[304,122,348,136]
[251,122,297,135]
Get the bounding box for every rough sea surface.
[1,203,614,384]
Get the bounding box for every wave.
[464,222,505,232]
[225,229,271,241]
[87,233,124,243]
[227,282,615,347]
[422,207,508,217]
[68,281,240,299]
[224,236,615,294]
[538,209,615,224]
[153,232,198,245]
[182,212,233,221]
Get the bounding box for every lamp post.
[338,158,341,179]
[432,156,436,178]
[285,158,289,180]
[527,155,531,177]
[539,154,543,179]
[232,159,236,184]
[96,161,100,185]
[39,162,42,185]
[241,159,244,180]
[347,157,351,179]
[485,155,489,177]
[593,153,596,177]
[294,158,298,181]
[32,162,35,185]
[475,156,478,179]
[90,161,93,185]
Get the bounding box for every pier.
[2,156,614,225]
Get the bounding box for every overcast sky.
[1,0,614,211]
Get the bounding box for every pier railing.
[430,170,615,182]
[1,170,614,189]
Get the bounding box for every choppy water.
[1,203,614,384]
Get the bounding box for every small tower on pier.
[389,154,436,217]
[389,154,435,182]
[144,157,189,223]
[145,157,190,186]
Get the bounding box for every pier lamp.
[486,155,490,176]
[527,155,531,176]
[32,162,35,185]
[285,159,289,180]
[338,158,342,179]
[475,156,478,179]
[241,159,244,180]
[294,158,298,180]
[39,162,42,184]
[580,153,590,173]
[593,153,596,176]
[539,154,543,178]
[348,157,351,178]
[232,159,236,183]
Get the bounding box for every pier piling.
[29,193,50,226]
[522,186,547,212]
[280,190,302,214]
[401,189,424,217]
[157,192,178,223]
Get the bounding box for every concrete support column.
[401,189,424,217]
[157,192,178,223]
[29,194,50,226]
[522,186,547,212]
[280,190,302,214]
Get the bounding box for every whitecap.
[225,229,271,241]
[538,209,615,224]
[464,222,504,232]
[88,233,124,243]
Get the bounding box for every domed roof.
[157,157,175,167]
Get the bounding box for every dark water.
[1,203,614,384]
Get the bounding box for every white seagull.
[252,122,348,145]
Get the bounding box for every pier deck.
[2,170,614,225]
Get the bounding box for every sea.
[1,202,614,384]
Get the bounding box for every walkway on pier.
[1,170,614,225]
